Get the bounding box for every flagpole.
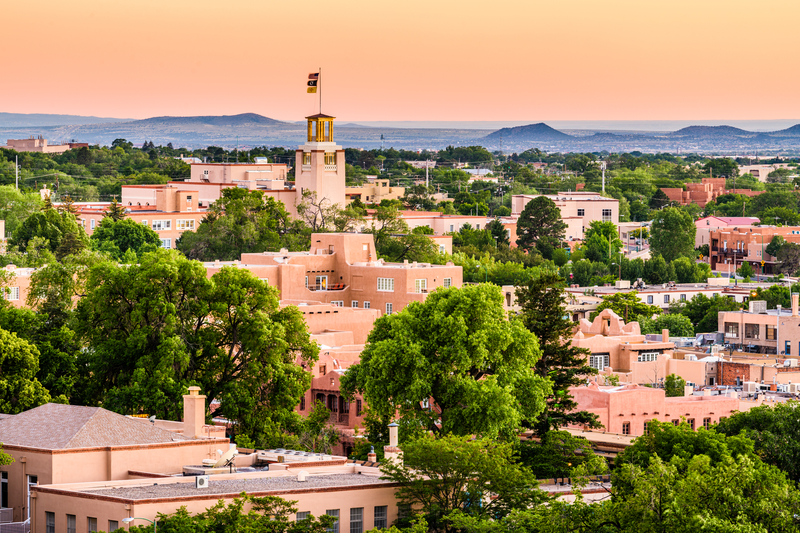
[319,67,322,114]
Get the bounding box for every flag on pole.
[308,73,319,80]
[307,87,317,93]
[307,72,319,92]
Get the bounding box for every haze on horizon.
[4,0,798,123]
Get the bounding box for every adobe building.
[569,382,740,436]
[0,265,32,309]
[346,179,405,205]
[0,389,229,524]
[695,216,760,250]
[660,177,763,208]
[708,225,800,275]
[0,136,86,155]
[511,192,619,241]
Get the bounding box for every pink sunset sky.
[3,0,799,122]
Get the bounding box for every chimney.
[367,446,377,463]
[383,422,401,463]
[793,293,799,318]
[662,328,669,343]
[182,386,206,439]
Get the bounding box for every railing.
[0,509,12,524]
[308,283,346,292]
[324,165,337,172]
[328,413,350,425]
[0,518,30,533]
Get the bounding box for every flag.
[308,73,319,80]
[307,87,317,93]
[307,80,317,87]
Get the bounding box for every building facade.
[511,192,619,241]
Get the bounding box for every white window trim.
[377,277,394,292]
[385,302,393,315]
[637,352,659,363]
[443,277,452,288]
[363,301,371,309]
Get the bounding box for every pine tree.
[516,271,601,436]
[55,230,86,260]
[105,197,126,221]
[58,195,78,215]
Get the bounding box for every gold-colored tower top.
[306,114,336,142]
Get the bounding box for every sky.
[3,0,799,122]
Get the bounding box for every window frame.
[377,277,395,292]
[350,507,363,533]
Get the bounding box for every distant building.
[660,177,764,208]
[0,136,85,155]
[511,192,619,241]
[346,179,405,205]
[738,163,792,181]
[695,216,760,249]
[707,225,800,275]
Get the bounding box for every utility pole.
[425,160,429,189]
[15,155,19,189]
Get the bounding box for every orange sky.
[3,0,799,121]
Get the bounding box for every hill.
[670,125,753,138]
[0,112,129,127]
[124,113,287,127]
[483,122,571,142]
[769,124,800,137]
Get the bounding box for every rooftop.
[78,472,390,501]
[0,403,190,450]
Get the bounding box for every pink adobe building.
[695,216,760,249]
[708,225,800,275]
[660,177,763,208]
[0,136,87,155]
[569,382,740,436]
[0,265,33,309]
[511,192,619,241]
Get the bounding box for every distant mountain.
[0,112,129,127]
[670,125,753,138]
[769,124,800,137]
[125,113,287,127]
[483,122,571,142]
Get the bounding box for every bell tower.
[295,114,346,208]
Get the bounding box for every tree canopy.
[515,197,567,257]
[650,207,696,262]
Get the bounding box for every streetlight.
[475,264,488,283]
[123,517,156,532]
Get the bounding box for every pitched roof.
[0,403,189,450]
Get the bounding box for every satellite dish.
[213,447,238,468]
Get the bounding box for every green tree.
[486,219,509,247]
[0,186,43,237]
[648,188,673,210]
[0,327,54,413]
[90,217,161,260]
[295,401,340,454]
[0,445,11,467]
[737,260,754,279]
[8,208,89,256]
[664,373,686,397]
[670,293,743,333]
[650,207,696,262]
[75,250,319,444]
[516,272,600,435]
[715,400,800,482]
[766,235,785,257]
[639,313,693,337]
[105,197,126,221]
[703,157,739,178]
[515,430,604,479]
[777,242,800,275]
[380,434,547,533]
[515,197,567,257]
[590,291,661,323]
[341,284,551,439]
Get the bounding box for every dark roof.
[305,114,336,119]
[0,403,189,450]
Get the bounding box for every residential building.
[346,179,405,205]
[716,294,800,359]
[660,177,763,208]
[0,136,86,155]
[511,192,619,241]
[0,265,33,309]
[708,225,800,275]
[738,163,792,181]
[695,216,760,249]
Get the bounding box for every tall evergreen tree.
[515,196,567,255]
[516,271,601,435]
[105,197,126,221]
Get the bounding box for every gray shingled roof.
[0,403,189,449]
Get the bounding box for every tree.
[0,445,11,467]
[759,206,800,226]
[516,272,600,435]
[75,250,319,445]
[177,188,310,261]
[0,186,43,237]
[402,184,438,211]
[295,401,340,454]
[639,313,693,337]
[663,373,686,397]
[8,208,89,256]
[670,293,743,334]
[650,207,695,262]
[590,291,661,323]
[766,235,785,258]
[715,400,800,482]
[515,197,567,256]
[648,188,673,210]
[105,197,126,221]
[516,430,604,479]
[0,327,54,414]
[295,190,341,231]
[341,284,550,439]
[380,435,547,532]
[486,219,509,247]
[777,242,800,275]
[90,217,161,260]
[737,260,754,279]
[703,157,739,178]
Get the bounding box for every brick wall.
[716,361,751,386]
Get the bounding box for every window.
[350,508,363,533]
[439,244,446,253]
[1,471,7,508]
[141,220,147,226]
[680,294,687,301]
[326,510,340,533]
[644,420,652,436]
[703,418,711,429]
[352,300,358,308]
[672,419,679,426]
[108,520,119,532]
[449,225,454,232]
[176,219,195,231]
[90,219,96,230]
[374,506,388,530]
[647,295,654,304]
[4,287,19,301]
[297,512,310,522]
[67,514,76,533]
[186,195,192,202]
[443,277,452,288]
[637,352,659,362]
[386,303,393,315]
[46,512,55,533]
[767,326,777,340]
[745,323,760,339]
[152,220,171,231]
[725,322,739,338]
[300,396,305,411]
[332,300,344,307]
[316,275,328,290]
[160,238,172,249]
[602,209,612,222]
[664,295,670,304]
[786,341,792,356]
[589,354,610,371]
[363,301,371,309]
[688,418,695,430]
[319,364,327,375]
[622,422,631,435]
[88,517,98,532]
[303,153,312,165]
[325,152,336,166]
[356,399,362,416]
[415,279,427,293]
[577,208,585,216]
[377,278,394,292]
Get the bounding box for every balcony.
[329,413,350,425]
[0,509,12,524]
[324,165,338,172]
[308,283,347,292]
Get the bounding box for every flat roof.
[79,473,391,501]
